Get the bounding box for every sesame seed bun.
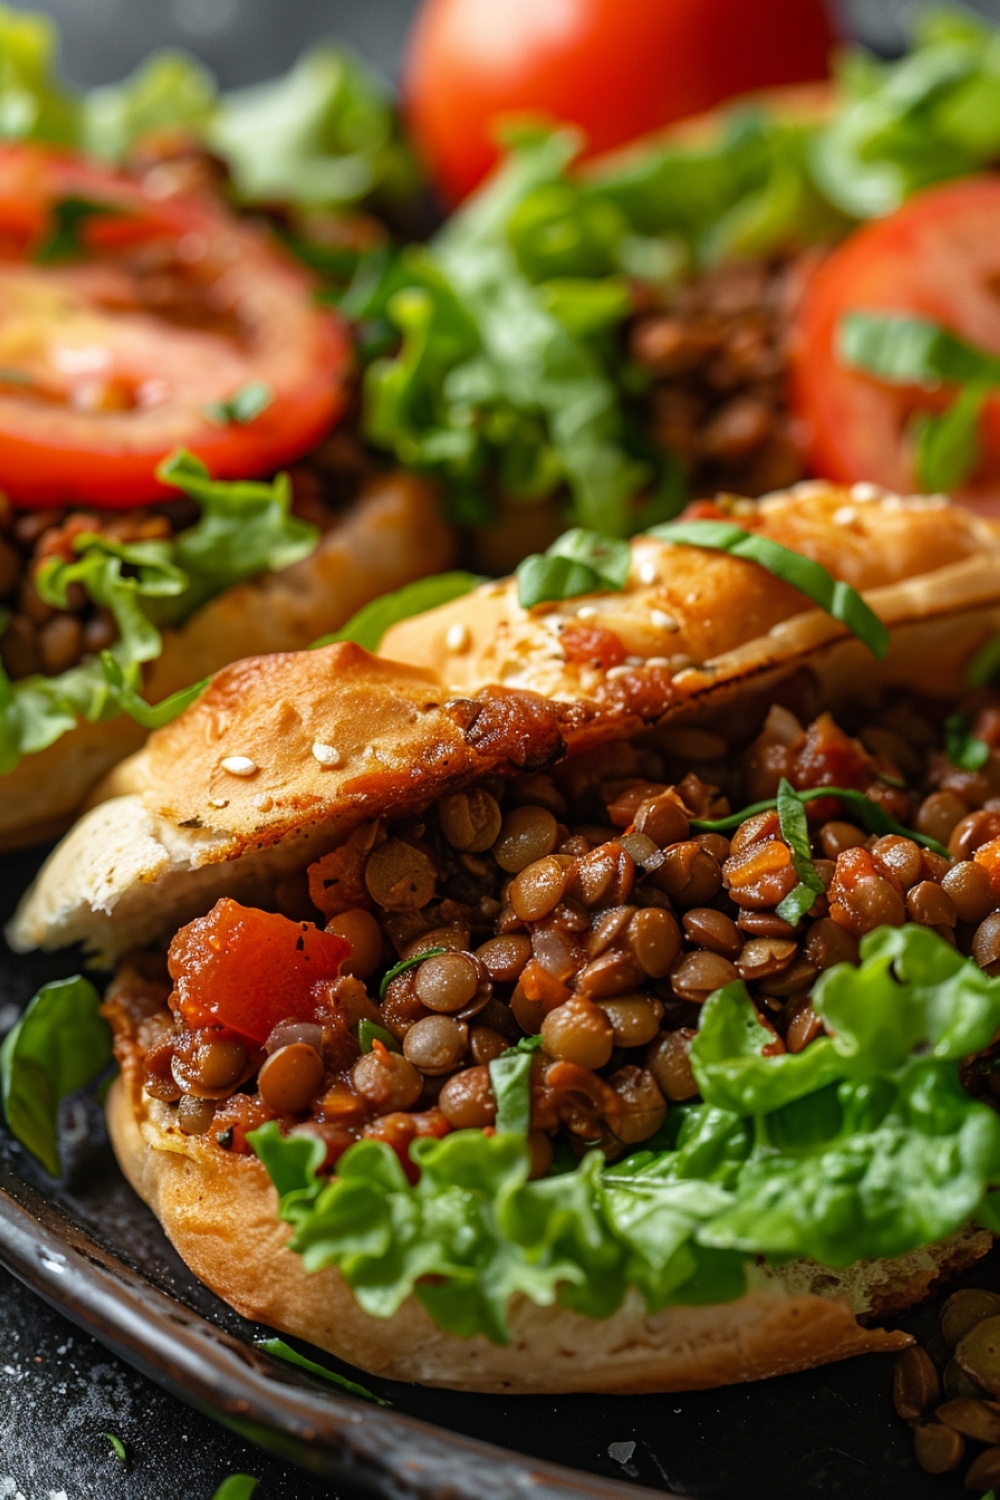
[16,479,1000,1393]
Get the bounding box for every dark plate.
[0,843,993,1500]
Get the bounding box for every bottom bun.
[107,1069,991,1394]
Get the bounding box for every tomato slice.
[168,897,349,1045]
[0,144,352,508]
[789,176,1000,514]
[404,0,835,205]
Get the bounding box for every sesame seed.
[638,562,658,585]
[833,506,856,526]
[252,794,273,811]
[850,481,880,502]
[445,622,471,653]
[220,756,257,777]
[646,656,672,668]
[625,655,644,667]
[208,797,229,809]
[650,609,678,631]
[312,741,341,767]
[576,605,598,620]
[606,665,633,680]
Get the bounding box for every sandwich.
[0,140,451,848]
[11,480,1000,1393]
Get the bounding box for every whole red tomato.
[404,0,836,205]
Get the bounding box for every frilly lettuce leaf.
[365,129,651,536]
[82,50,217,162]
[10,19,417,214]
[812,10,1000,218]
[0,2,77,145]
[0,451,317,774]
[252,925,1000,1341]
[209,45,420,211]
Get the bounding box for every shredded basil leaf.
[256,1336,389,1403]
[210,1478,258,1500]
[839,311,1000,388]
[357,1019,400,1055]
[647,519,890,660]
[316,573,483,654]
[378,947,447,1000]
[691,785,950,859]
[945,711,991,772]
[488,1036,544,1136]
[102,1433,127,1465]
[0,976,112,1177]
[35,195,120,263]
[966,636,1000,690]
[912,383,988,493]
[516,527,632,608]
[203,380,274,427]
[773,779,827,927]
[839,313,998,493]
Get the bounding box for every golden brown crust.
[0,471,452,852]
[106,1062,933,1394]
[380,485,1000,700]
[12,485,1000,958]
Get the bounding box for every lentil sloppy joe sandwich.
[15,480,1000,1394]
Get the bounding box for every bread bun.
[12,484,1000,960]
[107,1056,997,1392]
[19,479,1000,1394]
[0,470,452,852]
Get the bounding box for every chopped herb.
[203,380,274,426]
[256,1336,390,1403]
[516,527,632,608]
[838,311,1000,388]
[488,1035,543,1136]
[838,312,1000,493]
[911,383,988,493]
[101,1432,127,1465]
[357,1018,400,1054]
[35,195,121,263]
[945,711,990,772]
[774,778,827,926]
[965,636,1000,689]
[315,572,483,653]
[0,976,113,1177]
[647,519,890,659]
[379,947,447,999]
[691,785,950,859]
[215,1126,234,1150]
[210,1478,258,1500]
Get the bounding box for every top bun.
[10,482,1000,961]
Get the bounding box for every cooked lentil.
[105,684,1000,1189]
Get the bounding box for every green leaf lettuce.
[251,925,1000,1342]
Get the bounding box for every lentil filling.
[0,425,378,683]
[107,680,1000,1182]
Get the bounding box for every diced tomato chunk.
[168,897,349,1044]
[560,624,627,671]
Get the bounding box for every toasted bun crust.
[0,471,452,852]
[380,484,1000,699]
[109,1061,996,1393]
[11,484,1000,959]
